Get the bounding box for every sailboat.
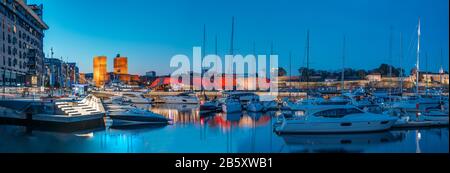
[388,18,443,121]
[221,17,243,113]
[275,104,398,133]
[199,25,223,113]
[328,34,352,104]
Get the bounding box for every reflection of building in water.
[211,113,271,131]
[239,115,271,128]
[150,105,272,128]
[150,105,200,124]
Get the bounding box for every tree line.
[278,64,406,81]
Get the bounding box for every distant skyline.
[29,0,449,76]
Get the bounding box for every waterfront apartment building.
[66,62,79,87]
[44,58,64,88]
[43,58,79,88]
[79,73,86,84]
[93,56,107,87]
[0,0,48,87]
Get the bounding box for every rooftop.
[15,0,49,30]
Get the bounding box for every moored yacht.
[275,105,398,133]
[421,109,449,122]
[122,92,153,104]
[200,99,222,113]
[247,100,264,112]
[222,92,260,106]
[159,92,199,104]
[221,98,242,113]
[108,108,170,126]
[260,95,279,111]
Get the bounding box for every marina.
[0,0,448,155]
[0,88,448,153]
[0,102,447,153]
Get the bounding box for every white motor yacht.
[222,98,242,113]
[108,108,170,126]
[122,92,153,104]
[223,92,260,106]
[200,99,221,113]
[275,105,398,133]
[421,109,449,122]
[259,95,279,111]
[159,92,199,104]
[247,100,264,112]
[323,96,351,105]
[262,101,279,111]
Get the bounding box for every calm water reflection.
[0,104,448,153]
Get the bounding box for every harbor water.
[0,103,448,153]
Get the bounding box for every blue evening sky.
[29,0,448,76]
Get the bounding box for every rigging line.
[405,24,419,69]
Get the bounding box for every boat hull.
[222,103,242,113]
[276,119,397,134]
[159,97,199,104]
[247,103,264,112]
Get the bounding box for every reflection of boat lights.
[74,132,94,138]
[417,132,421,140]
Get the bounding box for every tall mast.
[306,30,310,99]
[388,26,393,97]
[399,32,404,96]
[229,17,235,91]
[440,48,444,88]
[201,24,206,92]
[289,51,292,98]
[230,17,235,55]
[425,52,429,96]
[341,34,346,94]
[203,24,206,58]
[416,17,421,96]
[214,35,218,91]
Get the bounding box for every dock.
[0,113,105,133]
[392,121,449,129]
[0,95,106,133]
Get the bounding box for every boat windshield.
[313,108,364,118]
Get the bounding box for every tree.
[372,64,401,77]
[356,69,367,79]
[278,67,287,76]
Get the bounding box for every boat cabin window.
[314,108,363,118]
